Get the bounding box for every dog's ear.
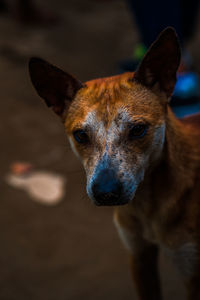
[133,27,181,100]
[29,57,83,118]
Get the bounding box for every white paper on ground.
[6,171,66,206]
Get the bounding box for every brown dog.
[29,27,200,300]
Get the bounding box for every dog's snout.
[91,169,125,206]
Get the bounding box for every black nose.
[91,169,123,205]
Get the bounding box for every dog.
[29,27,200,300]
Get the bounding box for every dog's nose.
[91,169,123,205]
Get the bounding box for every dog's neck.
[132,107,200,219]
[164,107,200,191]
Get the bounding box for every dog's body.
[29,28,200,299]
[114,111,200,299]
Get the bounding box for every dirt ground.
[1,1,200,299]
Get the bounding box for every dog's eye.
[73,129,89,144]
[129,124,147,139]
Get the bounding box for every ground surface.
[1,1,200,299]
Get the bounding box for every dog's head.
[29,27,180,206]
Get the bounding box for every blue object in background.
[172,72,200,118]
[174,72,200,99]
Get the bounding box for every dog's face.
[65,75,166,205]
[29,27,181,206]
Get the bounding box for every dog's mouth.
[87,183,136,206]
[93,196,130,206]
[90,190,132,206]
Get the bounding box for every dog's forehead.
[82,108,132,135]
[65,73,164,132]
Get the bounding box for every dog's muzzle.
[90,168,129,206]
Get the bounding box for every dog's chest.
[115,219,198,277]
[138,216,198,277]
[115,194,199,279]
[162,243,198,277]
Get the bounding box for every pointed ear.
[29,57,83,117]
[133,27,181,100]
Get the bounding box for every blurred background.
[1,0,200,299]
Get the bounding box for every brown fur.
[114,108,200,299]
[29,28,200,299]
